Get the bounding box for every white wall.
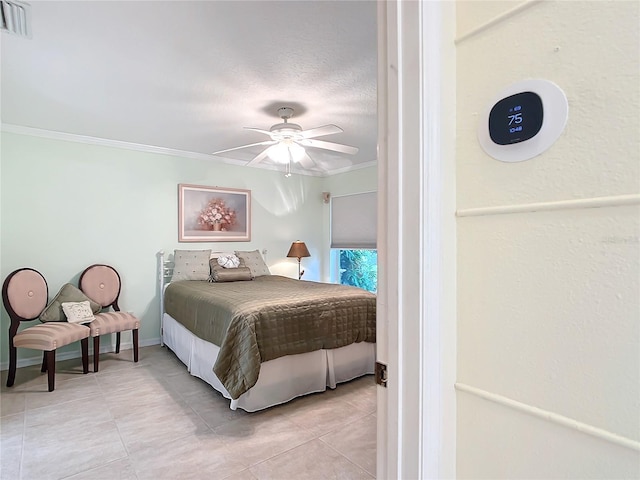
[0,132,327,367]
[456,1,639,478]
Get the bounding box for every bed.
[158,249,376,412]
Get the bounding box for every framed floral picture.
[178,184,251,242]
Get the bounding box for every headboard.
[157,249,267,345]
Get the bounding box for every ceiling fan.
[212,107,359,172]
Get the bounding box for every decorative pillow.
[217,253,240,269]
[210,265,253,282]
[40,283,101,322]
[235,250,271,278]
[171,249,212,282]
[61,301,96,324]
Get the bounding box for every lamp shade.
[286,241,310,259]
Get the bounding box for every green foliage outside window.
[339,249,377,293]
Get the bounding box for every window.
[330,192,377,292]
[339,249,377,293]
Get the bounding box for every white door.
[376,1,457,478]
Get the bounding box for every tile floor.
[0,345,376,480]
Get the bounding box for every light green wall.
[0,132,338,366]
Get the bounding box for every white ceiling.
[1,0,378,176]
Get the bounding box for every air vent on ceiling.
[1,0,31,38]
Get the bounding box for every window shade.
[330,192,377,249]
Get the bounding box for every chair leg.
[41,351,47,373]
[6,345,17,387]
[133,329,139,363]
[93,336,100,372]
[81,338,89,374]
[115,332,121,354]
[46,350,55,392]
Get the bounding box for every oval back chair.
[3,268,89,391]
[79,264,140,372]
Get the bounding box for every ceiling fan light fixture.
[217,106,357,172]
[268,140,305,164]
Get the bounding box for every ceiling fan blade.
[246,145,277,166]
[212,140,275,155]
[299,138,359,155]
[300,124,343,139]
[244,127,275,136]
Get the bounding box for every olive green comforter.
[163,275,376,399]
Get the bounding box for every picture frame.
[178,184,251,242]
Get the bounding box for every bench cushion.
[89,312,139,336]
[14,323,90,351]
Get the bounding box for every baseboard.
[0,337,161,371]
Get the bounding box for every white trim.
[456,194,640,217]
[324,160,378,176]
[455,383,640,452]
[455,0,543,45]
[376,1,400,479]
[379,1,456,478]
[420,2,458,478]
[1,123,371,178]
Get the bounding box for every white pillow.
[171,249,212,282]
[61,301,96,324]
[217,254,240,269]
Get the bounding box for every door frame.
[377,1,457,478]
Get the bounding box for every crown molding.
[1,122,251,164]
[1,123,376,177]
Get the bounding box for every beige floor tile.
[91,351,140,373]
[222,468,258,480]
[136,346,187,374]
[249,439,374,480]
[0,391,26,417]
[321,414,376,476]
[0,363,48,392]
[329,376,377,415]
[115,400,210,454]
[0,356,90,393]
[21,419,126,480]
[95,364,170,392]
[162,369,221,399]
[0,413,24,480]
[130,431,247,479]
[99,371,184,420]
[183,389,249,429]
[23,375,101,411]
[64,457,138,480]
[25,394,113,430]
[0,345,377,479]
[214,410,316,467]
[282,391,369,437]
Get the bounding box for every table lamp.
[286,241,311,280]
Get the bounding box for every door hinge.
[375,361,387,387]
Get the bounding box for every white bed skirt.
[162,313,376,412]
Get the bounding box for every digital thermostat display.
[488,91,543,145]
[478,79,568,163]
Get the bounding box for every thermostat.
[478,79,568,162]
